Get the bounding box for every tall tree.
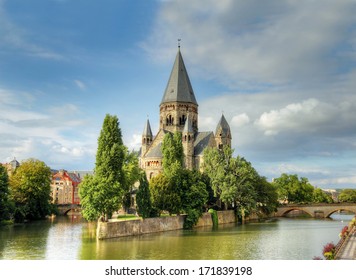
[203,146,277,220]
[273,173,314,204]
[79,114,126,221]
[122,150,141,212]
[10,159,52,221]
[313,188,333,203]
[0,165,11,222]
[136,173,155,218]
[162,132,184,176]
[149,131,208,228]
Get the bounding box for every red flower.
[322,242,335,255]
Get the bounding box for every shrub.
[322,242,335,260]
[340,226,349,238]
[208,209,218,228]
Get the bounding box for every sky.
[1,0,356,189]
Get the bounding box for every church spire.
[161,48,197,105]
[215,114,231,149]
[143,118,153,138]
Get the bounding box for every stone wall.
[97,210,236,240]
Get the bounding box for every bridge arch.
[325,208,356,218]
[278,208,314,218]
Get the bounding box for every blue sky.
[1,0,356,189]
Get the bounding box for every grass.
[112,214,141,221]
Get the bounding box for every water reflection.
[0,213,353,260]
[79,215,353,260]
[0,220,51,259]
[45,216,83,260]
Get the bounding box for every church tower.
[215,114,232,149]
[141,119,153,156]
[159,47,198,134]
[140,46,232,179]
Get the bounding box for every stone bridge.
[275,203,356,218]
[57,204,81,215]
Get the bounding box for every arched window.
[180,115,186,125]
[166,115,173,125]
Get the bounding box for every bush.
[340,226,349,239]
[208,209,218,228]
[322,242,335,260]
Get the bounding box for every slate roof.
[216,114,231,137]
[194,131,215,156]
[145,142,163,158]
[143,119,153,137]
[161,48,198,105]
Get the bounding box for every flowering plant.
[322,242,335,260]
[339,226,349,239]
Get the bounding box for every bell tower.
[141,119,153,156]
[215,114,231,150]
[159,47,198,134]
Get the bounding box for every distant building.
[1,158,20,176]
[51,170,81,205]
[139,47,232,180]
[322,188,339,202]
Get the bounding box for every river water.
[0,214,353,260]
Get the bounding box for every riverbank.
[96,210,236,240]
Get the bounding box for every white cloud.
[315,176,356,187]
[255,98,320,135]
[144,0,356,89]
[0,88,95,169]
[74,80,86,91]
[231,113,250,127]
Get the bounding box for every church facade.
[139,48,232,180]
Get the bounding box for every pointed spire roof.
[216,114,231,137]
[143,119,153,137]
[161,48,198,105]
[183,114,194,134]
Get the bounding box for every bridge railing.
[334,221,356,259]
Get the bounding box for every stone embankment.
[97,210,236,240]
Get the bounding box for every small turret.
[215,114,231,149]
[142,119,153,156]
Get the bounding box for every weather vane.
[178,38,181,48]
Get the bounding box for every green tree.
[122,150,141,212]
[255,176,279,215]
[338,189,356,203]
[273,173,314,204]
[136,173,155,218]
[182,170,209,229]
[149,173,180,215]
[79,114,126,221]
[203,145,278,220]
[203,146,258,217]
[162,132,184,176]
[10,159,52,221]
[149,132,208,228]
[0,165,11,222]
[313,188,333,203]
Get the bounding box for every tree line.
[1,113,355,226]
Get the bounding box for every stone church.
[139,48,232,179]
